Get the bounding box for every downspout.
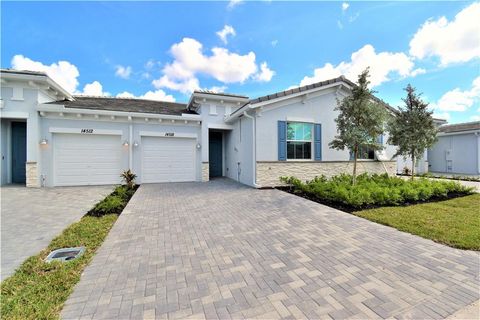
[129,123,133,170]
[242,111,259,188]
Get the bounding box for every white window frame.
[286,122,313,161]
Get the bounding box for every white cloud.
[433,76,480,112]
[207,85,228,93]
[145,59,157,70]
[116,89,175,102]
[298,44,421,88]
[337,20,344,30]
[152,37,273,94]
[115,65,132,79]
[409,2,480,65]
[116,91,135,98]
[342,2,349,12]
[11,54,79,93]
[254,62,275,82]
[80,81,110,96]
[470,115,480,121]
[141,89,175,102]
[433,111,451,121]
[216,25,236,44]
[271,40,278,47]
[153,76,201,94]
[227,0,243,10]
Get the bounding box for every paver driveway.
[1,185,112,279]
[62,179,479,319]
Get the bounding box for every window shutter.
[377,134,384,145]
[314,123,322,161]
[278,121,287,161]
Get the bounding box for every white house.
[428,121,480,176]
[0,69,397,188]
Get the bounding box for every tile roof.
[1,69,48,77]
[49,96,195,116]
[439,121,480,133]
[193,90,249,99]
[250,76,356,104]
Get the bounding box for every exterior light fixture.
[40,138,48,145]
[123,141,129,147]
[196,143,201,149]
[133,141,139,147]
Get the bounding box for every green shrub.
[282,173,474,209]
[89,195,125,217]
[113,185,135,201]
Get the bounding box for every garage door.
[142,136,196,183]
[54,133,122,186]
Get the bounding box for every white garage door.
[54,133,122,186]
[142,136,196,183]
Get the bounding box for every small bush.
[282,173,474,210]
[121,169,137,190]
[89,195,125,217]
[112,185,135,201]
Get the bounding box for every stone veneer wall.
[256,161,397,187]
[26,162,40,188]
[202,162,209,182]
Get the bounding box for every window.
[287,122,312,160]
[357,146,375,160]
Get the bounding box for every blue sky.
[2,1,479,123]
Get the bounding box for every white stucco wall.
[39,116,202,186]
[253,88,397,162]
[428,133,479,175]
[1,84,43,185]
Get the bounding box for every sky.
[2,1,479,124]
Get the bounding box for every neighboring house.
[428,121,480,176]
[0,69,397,188]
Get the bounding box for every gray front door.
[209,132,223,178]
[11,122,27,184]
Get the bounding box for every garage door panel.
[54,133,122,186]
[142,136,196,183]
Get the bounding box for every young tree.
[388,84,438,180]
[329,68,387,185]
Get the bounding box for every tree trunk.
[352,146,358,185]
[411,152,415,181]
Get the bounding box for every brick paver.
[62,179,479,319]
[1,185,112,280]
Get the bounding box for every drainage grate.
[45,247,85,263]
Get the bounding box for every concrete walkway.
[62,180,479,319]
[1,185,112,280]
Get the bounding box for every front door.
[209,132,223,178]
[11,122,27,184]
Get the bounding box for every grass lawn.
[1,214,118,319]
[354,194,480,250]
[1,184,137,320]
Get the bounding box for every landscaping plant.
[388,85,438,180]
[281,173,474,210]
[329,68,387,185]
[121,169,137,190]
[0,183,138,319]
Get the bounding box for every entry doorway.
[209,131,223,178]
[11,122,27,184]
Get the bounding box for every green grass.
[1,214,118,319]
[354,194,480,250]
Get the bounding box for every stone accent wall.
[26,162,40,188]
[256,161,397,187]
[202,162,209,182]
